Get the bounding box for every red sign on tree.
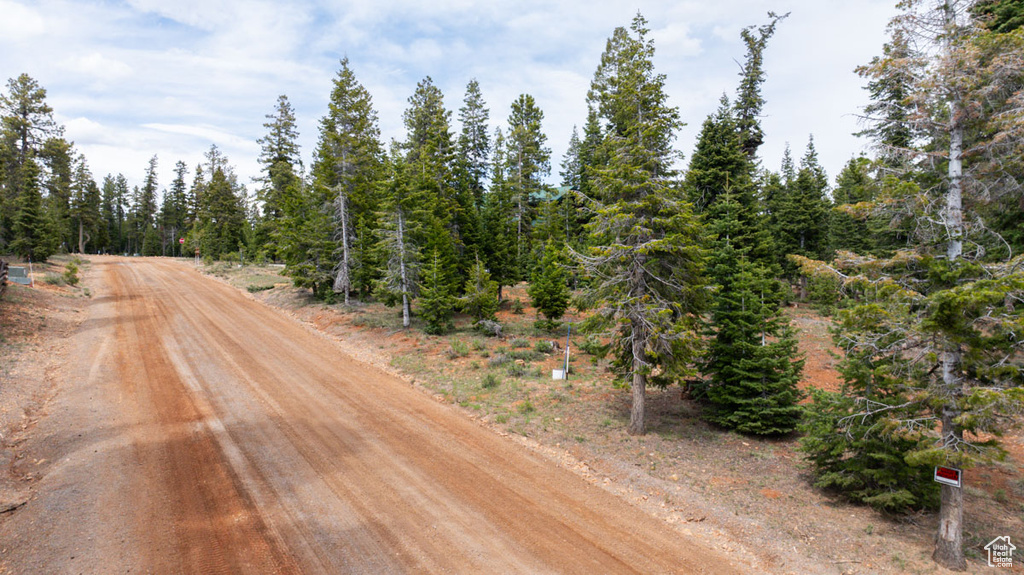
[179,238,185,244]
[934,466,962,488]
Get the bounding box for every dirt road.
[0,257,737,574]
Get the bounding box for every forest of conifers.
[1,1,1022,570]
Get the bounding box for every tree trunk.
[398,210,410,329]
[933,348,966,571]
[946,105,964,261]
[933,410,966,570]
[628,333,647,436]
[78,219,85,254]
[333,189,350,306]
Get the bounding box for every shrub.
[488,353,511,367]
[445,339,470,359]
[509,349,539,362]
[534,340,554,354]
[578,335,606,357]
[43,273,65,286]
[511,298,525,314]
[506,362,526,378]
[482,373,500,389]
[474,319,503,337]
[510,337,530,349]
[63,261,80,286]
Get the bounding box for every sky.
[0,0,899,196]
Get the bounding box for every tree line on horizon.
[1,1,1022,570]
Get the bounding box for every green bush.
[506,362,526,378]
[509,349,539,362]
[807,272,843,314]
[511,298,525,314]
[445,339,470,359]
[63,261,80,286]
[799,389,939,513]
[578,335,606,356]
[482,373,500,389]
[534,340,554,353]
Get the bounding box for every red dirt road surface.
[0,257,737,574]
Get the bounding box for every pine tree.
[772,138,831,273]
[160,161,189,257]
[457,79,490,209]
[0,74,61,247]
[481,128,517,300]
[504,94,551,279]
[578,13,708,435]
[417,247,455,335]
[459,255,498,322]
[827,157,886,257]
[797,2,1024,568]
[734,12,787,161]
[314,59,383,304]
[403,77,471,288]
[528,240,570,330]
[10,158,58,260]
[255,94,302,260]
[702,190,803,434]
[195,146,246,259]
[376,148,426,328]
[854,29,919,168]
[69,154,102,254]
[799,293,940,512]
[557,126,588,247]
[278,175,336,298]
[684,96,775,270]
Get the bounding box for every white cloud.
[65,53,134,83]
[2,0,900,191]
[0,0,46,40]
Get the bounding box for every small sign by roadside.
[179,238,185,244]
[934,466,962,488]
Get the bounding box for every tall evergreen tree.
[160,161,189,257]
[10,158,58,260]
[255,94,302,260]
[578,13,708,435]
[69,154,102,254]
[314,59,383,304]
[504,93,551,279]
[798,2,1024,568]
[194,146,246,259]
[701,190,804,434]
[734,12,787,160]
[402,77,472,287]
[772,138,831,272]
[855,28,920,168]
[481,128,517,300]
[457,79,490,209]
[376,147,427,328]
